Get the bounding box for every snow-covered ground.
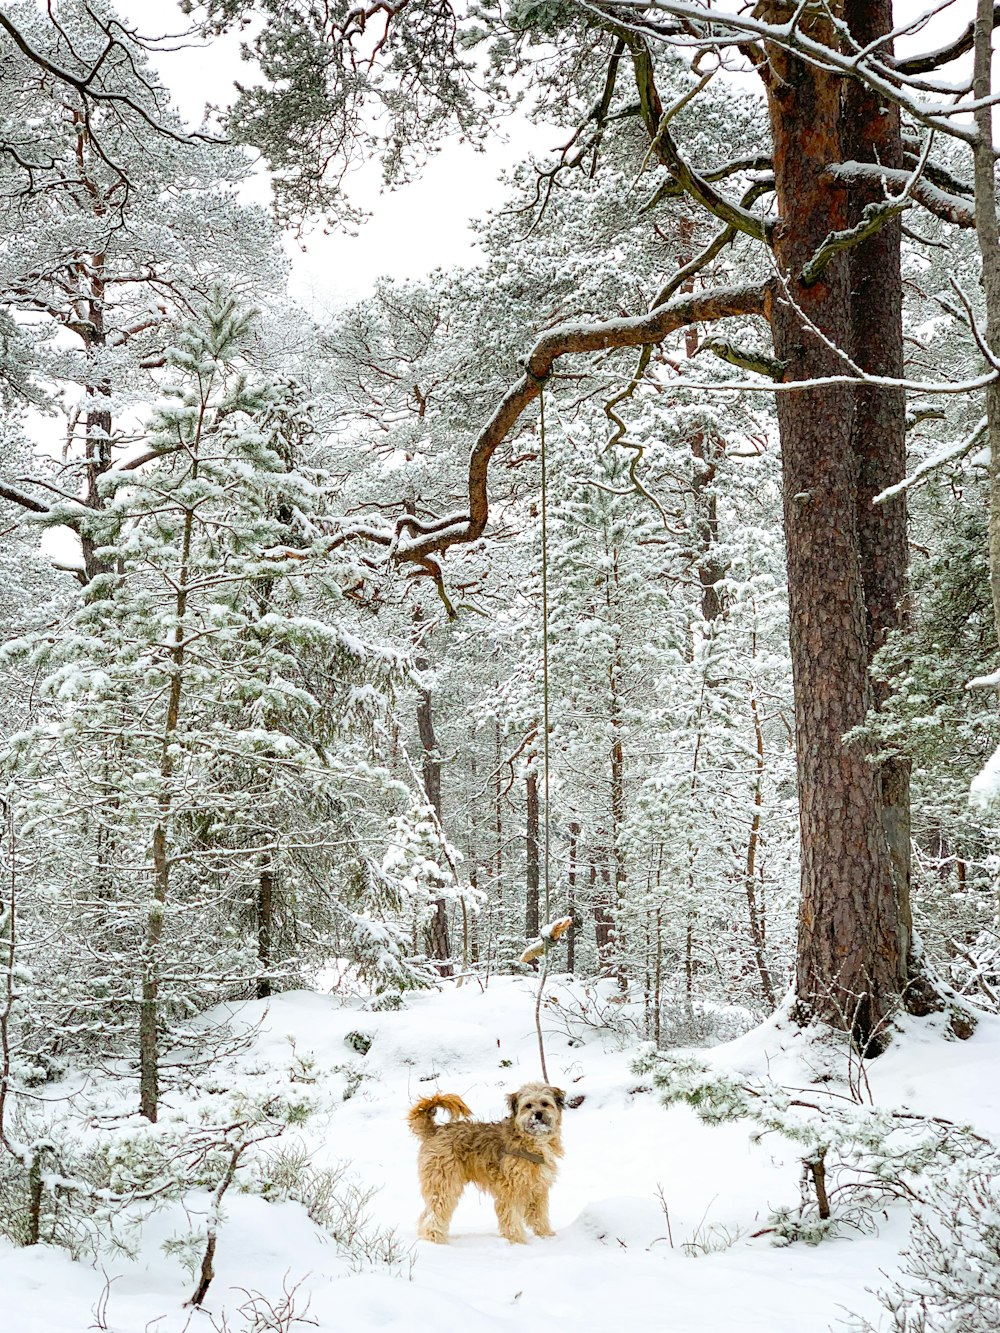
[3,976,999,1333]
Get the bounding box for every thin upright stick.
[536,384,552,1082]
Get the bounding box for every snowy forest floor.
[3,976,999,1333]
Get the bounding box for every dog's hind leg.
[417,1174,463,1244]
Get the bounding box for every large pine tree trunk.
[843,0,914,980]
[760,2,905,1050]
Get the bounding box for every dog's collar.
[504,1146,546,1165]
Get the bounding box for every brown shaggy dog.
[407,1083,565,1244]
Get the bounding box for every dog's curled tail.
[407,1093,473,1141]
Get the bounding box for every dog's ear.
[506,1091,520,1117]
[551,1087,566,1110]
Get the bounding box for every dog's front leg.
[525,1190,555,1238]
[417,1206,450,1244]
[495,1198,529,1244]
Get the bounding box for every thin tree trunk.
[414,615,452,976]
[607,549,627,987]
[525,767,540,940]
[27,1148,43,1245]
[77,224,113,582]
[494,712,503,909]
[140,479,196,1121]
[468,752,479,964]
[684,310,727,623]
[592,857,613,974]
[746,690,777,1008]
[566,821,579,973]
[653,905,663,1046]
[257,854,275,1000]
[468,869,478,965]
[187,1139,251,1308]
[140,823,169,1122]
[973,0,1000,653]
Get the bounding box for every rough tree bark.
[842,0,925,1006]
[760,1,905,1050]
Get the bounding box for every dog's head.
[506,1082,565,1139]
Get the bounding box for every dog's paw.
[418,1229,449,1244]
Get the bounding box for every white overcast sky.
[113,0,554,311]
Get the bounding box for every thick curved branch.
[643,154,772,211]
[341,282,771,568]
[626,36,772,243]
[650,122,774,243]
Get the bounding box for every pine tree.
[2,290,424,1115]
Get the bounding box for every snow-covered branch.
[589,0,998,148]
[873,417,988,504]
[826,162,975,229]
[334,281,771,569]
